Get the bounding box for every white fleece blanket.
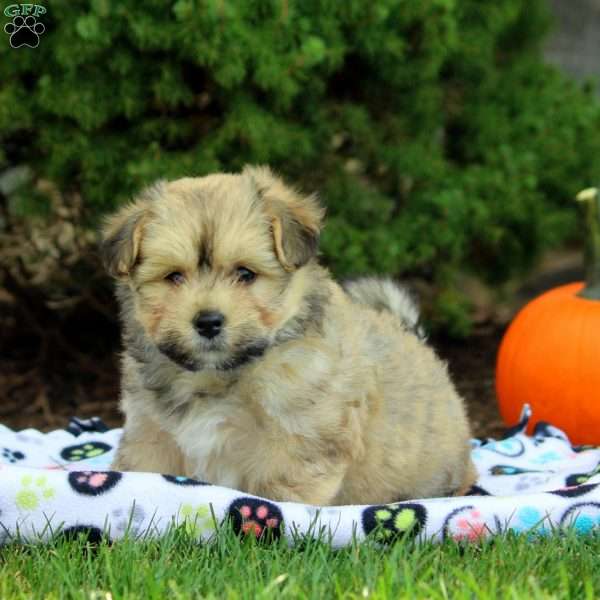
[0,406,599,546]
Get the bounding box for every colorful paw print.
[566,473,593,487]
[60,442,112,462]
[510,506,548,535]
[362,503,426,544]
[453,509,488,541]
[228,498,283,541]
[443,505,498,542]
[2,448,25,464]
[566,462,600,487]
[68,471,122,496]
[560,502,600,534]
[179,504,215,538]
[16,474,55,510]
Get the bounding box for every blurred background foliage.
[1,0,600,336]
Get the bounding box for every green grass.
[0,527,599,599]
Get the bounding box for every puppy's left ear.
[100,201,151,279]
[245,166,325,271]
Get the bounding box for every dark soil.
[434,328,506,439]
[0,294,506,438]
[0,294,122,431]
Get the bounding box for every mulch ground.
[435,327,506,439]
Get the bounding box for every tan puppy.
[102,166,477,505]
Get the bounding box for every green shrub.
[2,0,600,334]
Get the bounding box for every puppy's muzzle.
[194,310,225,340]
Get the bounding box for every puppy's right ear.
[100,202,150,279]
[244,165,325,271]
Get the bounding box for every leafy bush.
[2,0,600,334]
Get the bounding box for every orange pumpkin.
[496,188,600,444]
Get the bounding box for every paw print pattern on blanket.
[509,506,549,536]
[59,526,106,544]
[112,504,146,537]
[466,485,491,496]
[443,506,491,542]
[163,474,208,486]
[68,471,122,496]
[550,483,599,498]
[66,416,109,436]
[16,474,55,510]
[490,465,545,476]
[479,438,525,458]
[560,502,600,533]
[3,405,600,548]
[362,503,426,543]
[60,442,112,462]
[514,474,554,492]
[2,448,25,464]
[228,498,283,541]
[179,504,215,537]
[565,462,600,487]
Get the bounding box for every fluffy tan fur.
[102,166,477,505]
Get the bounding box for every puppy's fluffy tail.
[342,277,426,339]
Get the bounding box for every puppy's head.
[101,166,325,372]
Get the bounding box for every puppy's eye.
[165,272,185,285]
[236,266,256,284]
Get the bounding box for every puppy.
[102,166,477,505]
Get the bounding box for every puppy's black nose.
[194,311,225,339]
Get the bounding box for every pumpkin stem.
[576,187,600,300]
